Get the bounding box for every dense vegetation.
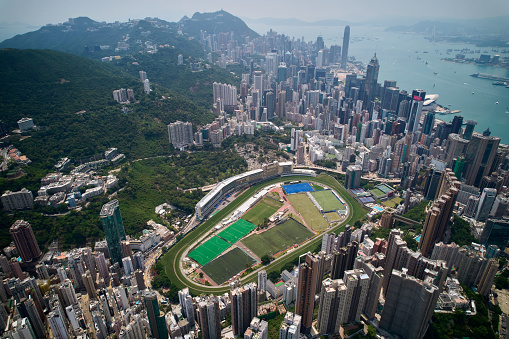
[425,285,498,338]
[116,48,241,109]
[115,151,247,234]
[450,215,477,246]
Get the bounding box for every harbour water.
[249,23,509,143]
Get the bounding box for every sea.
[249,23,509,144]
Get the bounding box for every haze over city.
[1,1,509,338]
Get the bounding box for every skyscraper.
[406,89,426,134]
[464,133,501,187]
[341,26,350,70]
[144,290,168,339]
[231,283,258,336]
[10,220,41,263]
[364,54,379,108]
[100,200,126,265]
[380,270,440,339]
[477,258,498,296]
[418,169,460,257]
[474,188,497,222]
[295,253,318,334]
[198,297,221,339]
[344,165,362,189]
[167,121,194,150]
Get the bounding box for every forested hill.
[0,16,202,57]
[0,48,214,167]
[178,10,260,41]
[0,10,259,56]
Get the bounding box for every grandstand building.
[195,162,315,220]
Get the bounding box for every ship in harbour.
[470,73,509,82]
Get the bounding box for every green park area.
[325,211,342,222]
[241,218,314,258]
[242,197,283,226]
[381,197,403,208]
[287,193,329,231]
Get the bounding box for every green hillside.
[178,10,260,41]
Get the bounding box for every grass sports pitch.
[242,197,282,225]
[370,188,386,198]
[287,193,329,231]
[218,219,256,244]
[325,211,342,222]
[188,236,231,266]
[311,190,345,212]
[241,218,314,258]
[201,247,257,284]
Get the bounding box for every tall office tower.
[406,89,426,134]
[139,71,147,82]
[266,91,276,120]
[451,115,463,134]
[380,270,440,339]
[258,270,267,292]
[100,200,126,265]
[481,218,509,251]
[10,220,41,263]
[474,188,497,221]
[198,297,221,339]
[341,25,350,69]
[231,283,258,336]
[477,258,498,296]
[18,298,45,338]
[167,121,194,149]
[463,120,477,140]
[464,133,500,187]
[344,165,362,189]
[1,188,34,211]
[422,111,435,135]
[277,90,287,118]
[418,169,460,257]
[279,312,301,339]
[445,134,469,168]
[423,166,442,200]
[295,253,319,334]
[48,311,70,339]
[364,54,379,108]
[144,290,168,339]
[277,63,288,83]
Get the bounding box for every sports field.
[218,219,256,244]
[312,184,324,191]
[282,183,314,195]
[370,188,386,198]
[241,218,315,258]
[201,247,257,284]
[287,193,329,231]
[325,211,342,222]
[188,236,231,266]
[242,197,282,225]
[311,190,344,212]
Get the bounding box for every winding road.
[157,172,369,295]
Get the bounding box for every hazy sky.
[1,0,509,27]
